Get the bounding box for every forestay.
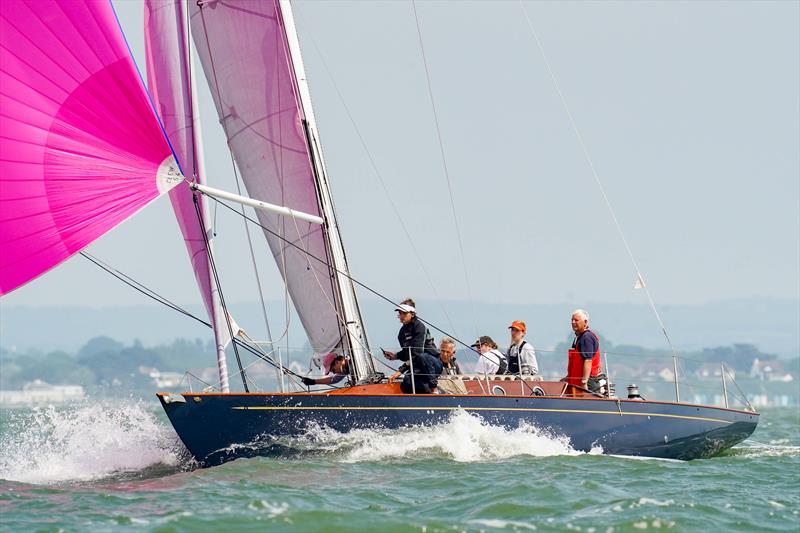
[144,0,236,392]
[0,0,181,295]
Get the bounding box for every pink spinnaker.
[0,0,178,295]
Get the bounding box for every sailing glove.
[301,377,316,386]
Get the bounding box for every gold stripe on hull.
[230,405,734,425]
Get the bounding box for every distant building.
[750,358,794,383]
[749,394,794,407]
[0,379,85,407]
[138,365,185,388]
[637,362,677,383]
[696,363,736,381]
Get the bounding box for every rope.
[207,194,491,362]
[196,0,284,362]
[80,252,204,326]
[410,0,478,339]
[79,252,304,383]
[79,250,753,405]
[517,1,679,362]
[286,203,379,375]
[298,122,373,378]
[722,364,754,410]
[193,194,249,392]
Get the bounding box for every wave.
[727,441,800,458]
[0,400,189,485]
[270,409,594,462]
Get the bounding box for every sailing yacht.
[0,0,758,466]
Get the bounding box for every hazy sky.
[2,0,798,318]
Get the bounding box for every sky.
[2,0,798,321]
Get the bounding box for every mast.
[279,0,375,381]
[178,0,231,392]
[189,40,230,393]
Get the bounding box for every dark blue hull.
[158,391,758,466]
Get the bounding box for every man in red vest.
[565,309,602,387]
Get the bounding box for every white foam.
[608,454,682,463]
[248,500,290,518]
[468,518,538,530]
[635,497,675,507]
[0,400,185,484]
[733,442,800,458]
[295,409,584,462]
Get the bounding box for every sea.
[0,402,797,532]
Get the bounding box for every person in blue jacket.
[383,299,442,393]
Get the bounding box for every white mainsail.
[188,0,375,380]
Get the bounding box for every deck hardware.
[163,394,187,404]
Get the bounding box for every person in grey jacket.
[438,337,462,376]
[506,320,539,375]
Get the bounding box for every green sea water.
[0,402,797,532]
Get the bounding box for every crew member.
[439,337,462,376]
[301,352,350,386]
[565,309,602,387]
[472,335,507,375]
[383,299,442,393]
[390,336,461,382]
[506,320,539,376]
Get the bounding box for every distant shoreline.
[2,297,797,358]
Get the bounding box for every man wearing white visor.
[382,298,442,393]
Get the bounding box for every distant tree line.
[0,336,216,392]
[553,335,788,374]
[1,335,797,393]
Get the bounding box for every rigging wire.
[410,0,479,339]
[83,233,730,401]
[195,1,287,372]
[192,194,249,392]
[299,117,382,379]
[272,1,292,390]
[81,247,749,404]
[286,200,383,376]
[205,193,503,372]
[80,251,202,325]
[185,3,261,392]
[292,8,459,337]
[78,251,304,384]
[195,1,377,383]
[184,0,237,393]
[517,1,680,362]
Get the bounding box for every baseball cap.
[394,304,416,314]
[509,320,526,333]
[470,335,495,347]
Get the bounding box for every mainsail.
[188,0,374,378]
[0,0,181,295]
[143,0,234,391]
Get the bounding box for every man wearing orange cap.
[301,352,350,387]
[506,321,539,376]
